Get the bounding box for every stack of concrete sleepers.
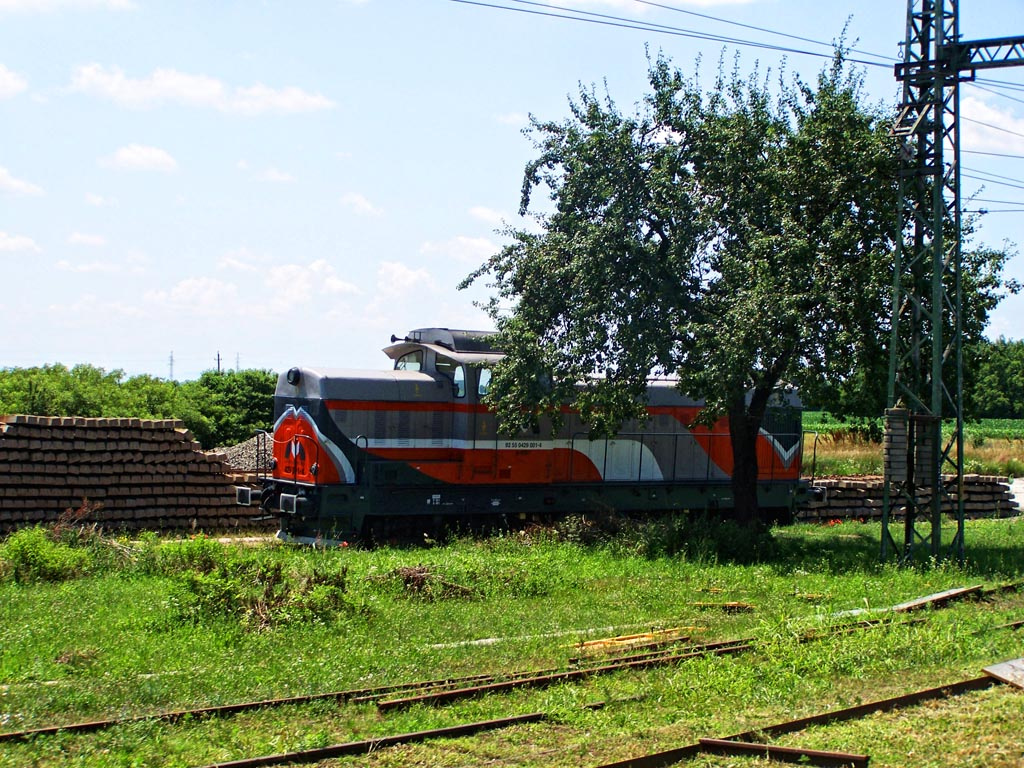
[800,474,1019,522]
[0,414,269,535]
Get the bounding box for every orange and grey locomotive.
[237,328,806,543]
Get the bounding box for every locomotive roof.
[383,327,502,363]
[394,328,499,352]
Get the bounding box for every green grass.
[0,520,1022,767]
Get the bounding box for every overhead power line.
[973,197,1024,207]
[630,0,895,64]
[969,82,1024,108]
[962,173,1024,193]
[975,76,1024,94]
[963,149,1024,160]
[961,114,1024,140]
[963,166,1024,186]
[448,0,891,69]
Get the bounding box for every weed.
[0,526,94,583]
[49,497,105,542]
[155,534,228,575]
[166,552,360,630]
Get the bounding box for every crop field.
[1,517,1023,767]
[803,413,1024,478]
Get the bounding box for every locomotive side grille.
[431,411,445,447]
[374,410,386,439]
[398,411,411,447]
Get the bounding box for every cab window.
[395,350,423,371]
[436,355,466,398]
[477,368,492,397]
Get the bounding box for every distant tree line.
[0,365,277,449]
[0,338,1020,452]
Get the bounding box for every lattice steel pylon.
[883,0,1024,563]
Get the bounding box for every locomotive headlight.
[286,367,301,386]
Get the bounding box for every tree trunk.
[727,388,771,527]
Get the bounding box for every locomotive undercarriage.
[266,475,803,545]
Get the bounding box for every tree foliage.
[0,365,276,448]
[462,52,1014,523]
[967,337,1024,419]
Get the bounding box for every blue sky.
[2,0,1022,380]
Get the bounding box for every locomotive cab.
[385,328,499,403]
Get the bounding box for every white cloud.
[56,258,117,272]
[70,63,334,115]
[217,247,269,273]
[962,96,1024,155]
[494,112,529,127]
[100,144,177,172]
[0,166,43,196]
[340,192,382,216]
[144,277,243,317]
[0,64,28,98]
[229,83,334,116]
[0,0,135,11]
[377,261,435,297]
[265,259,360,302]
[85,192,114,206]
[0,231,41,252]
[68,232,107,247]
[47,294,142,322]
[468,206,505,225]
[260,167,295,183]
[420,235,496,264]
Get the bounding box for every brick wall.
[0,414,273,535]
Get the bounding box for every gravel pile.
[218,434,273,473]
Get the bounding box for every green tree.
[176,369,276,448]
[0,364,126,416]
[968,337,1024,418]
[0,365,275,449]
[462,52,1012,525]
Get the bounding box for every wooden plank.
[983,658,1024,690]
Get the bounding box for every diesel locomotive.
[237,328,807,543]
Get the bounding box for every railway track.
[0,633,729,743]
[2,591,1019,767]
[0,617,912,743]
[193,668,1019,768]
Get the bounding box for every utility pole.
[216,351,222,374]
[883,0,1024,564]
[169,351,174,381]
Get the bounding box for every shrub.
[155,535,228,575]
[166,554,358,630]
[0,526,94,583]
[611,513,778,564]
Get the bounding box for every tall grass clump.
[0,525,94,583]
[164,547,363,631]
[549,512,779,564]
